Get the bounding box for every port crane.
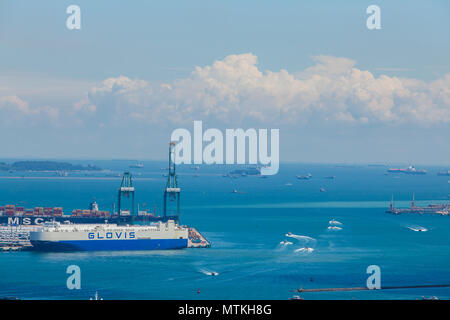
[118,171,135,217]
[164,142,180,223]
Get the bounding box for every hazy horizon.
[0,157,447,168]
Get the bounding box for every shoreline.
[0,176,159,181]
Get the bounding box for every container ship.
[29,220,188,251]
[0,202,177,226]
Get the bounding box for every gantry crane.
[163,142,180,223]
[118,171,135,217]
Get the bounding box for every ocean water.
[0,162,449,300]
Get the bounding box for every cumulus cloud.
[71,53,449,125]
[0,95,60,124]
[0,95,32,114]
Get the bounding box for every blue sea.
[0,161,449,300]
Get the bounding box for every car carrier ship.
[29,220,188,251]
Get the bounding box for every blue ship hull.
[30,239,188,251]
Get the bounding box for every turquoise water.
[0,162,449,300]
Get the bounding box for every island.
[0,161,101,172]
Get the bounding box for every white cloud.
[0,95,32,114]
[77,54,450,126]
[0,95,60,124]
[46,54,450,126]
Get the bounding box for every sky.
[0,0,449,165]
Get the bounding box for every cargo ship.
[0,202,177,226]
[228,166,261,177]
[29,220,188,251]
[297,173,312,180]
[387,165,427,175]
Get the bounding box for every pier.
[0,225,36,251]
[294,284,450,293]
[188,227,210,248]
[387,194,449,215]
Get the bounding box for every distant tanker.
[387,165,427,175]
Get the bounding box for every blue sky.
[0,1,449,165]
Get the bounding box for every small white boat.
[329,219,342,225]
[327,226,342,231]
[407,226,428,232]
[295,246,314,253]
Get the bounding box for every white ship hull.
[30,220,188,251]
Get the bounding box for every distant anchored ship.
[437,170,450,176]
[387,165,427,175]
[297,173,312,180]
[229,166,261,177]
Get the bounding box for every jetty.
[294,284,450,293]
[0,225,36,251]
[387,194,449,215]
[188,227,210,248]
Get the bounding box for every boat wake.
[279,241,293,246]
[199,269,219,276]
[294,247,314,253]
[407,226,428,232]
[327,226,342,231]
[328,219,342,225]
[285,233,316,243]
[280,233,317,254]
